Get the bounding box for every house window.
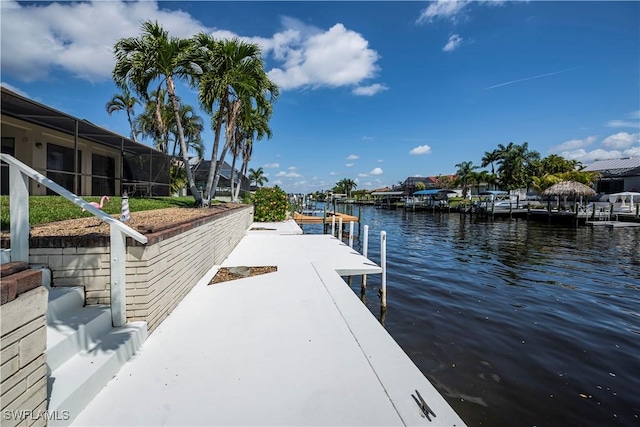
[46,143,81,195]
[1,137,15,195]
[92,153,115,195]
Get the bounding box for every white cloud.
[409,144,432,155]
[606,120,638,128]
[358,173,368,177]
[606,111,640,128]
[267,22,382,91]
[560,148,624,163]
[416,0,470,24]
[329,171,339,176]
[369,167,384,176]
[601,132,639,149]
[263,163,280,168]
[443,34,463,52]
[1,4,384,94]
[272,179,283,186]
[378,159,384,163]
[362,136,373,140]
[1,0,208,82]
[276,171,302,178]
[550,136,597,152]
[346,154,359,160]
[345,163,354,167]
[352,83,388,96]
[288,166,298,170]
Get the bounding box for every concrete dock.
[72,221,466,426]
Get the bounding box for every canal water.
[301,205,639,427]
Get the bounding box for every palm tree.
[336,178,357,198]
[481,149,500,175]
[232,106,273,201]
[105,88,139,142]
[193,34,278,205]
[454,161,477,197]
[495,142,540,191]
[248,167,269,187]
[113,20,202,205]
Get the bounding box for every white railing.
[1,154,147,327]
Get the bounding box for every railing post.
[349,221,354,248]
[110,227,127,327]
[338,217,343,241]
[380,231,387,310]
[331,215,336,237]
[9,165,29,263]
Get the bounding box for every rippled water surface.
[302,206,640,427]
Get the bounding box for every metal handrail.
[1,153,146,326]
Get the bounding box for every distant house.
[401,175,458,195]
[191,160,249,198]
[1,86,171,196]
[583,157,640,193]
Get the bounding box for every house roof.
[1,86,166,158]
[583,157,640,177]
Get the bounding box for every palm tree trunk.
[167,76,201,205]
[210,99,241,203]
[229,149,238,202]
[126,111,138,142]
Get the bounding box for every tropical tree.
[193,34,278,206]
[481,149,500,175]
[495,142,540,191]
[232,106,273,201]
[105,88,139,142]
[248,167,269,187]
[335,178,357,198]
[113,20,202,204]
[454,161,478,197]
[538,154,582,175]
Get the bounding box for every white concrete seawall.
[73,221,466,426]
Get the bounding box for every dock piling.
[349,221,354,248]
[331,215,336,237]
[380,231,387,310]
[338,217,343,241]
[362,225,369,292]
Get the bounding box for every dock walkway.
[72,220,465,426]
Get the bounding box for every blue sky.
[2,1,639,193]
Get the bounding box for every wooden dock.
[293,211,359,225]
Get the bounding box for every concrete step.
[47,321,148,426]
[46,304,112,373]
[46,286,85,324]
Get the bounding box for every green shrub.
[253,186,288,222]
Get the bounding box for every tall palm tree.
[496,142,540,191]
[454,161,477,197]
[232,106,273,201]
[113,20,202,205]
[105,88,139,142]
[336,178,357,198]
[481,149,500,175]
[248,167,269,187]
[194,34,278,205]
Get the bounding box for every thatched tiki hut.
[542,180,596,210]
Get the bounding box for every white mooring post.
[338,217,343,241]
[110,226,127,327]
[331,215,336,237]
[380,231,387,310]
[348,221,354,248]
[362,225,369,290]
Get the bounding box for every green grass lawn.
[0,196,199,229]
